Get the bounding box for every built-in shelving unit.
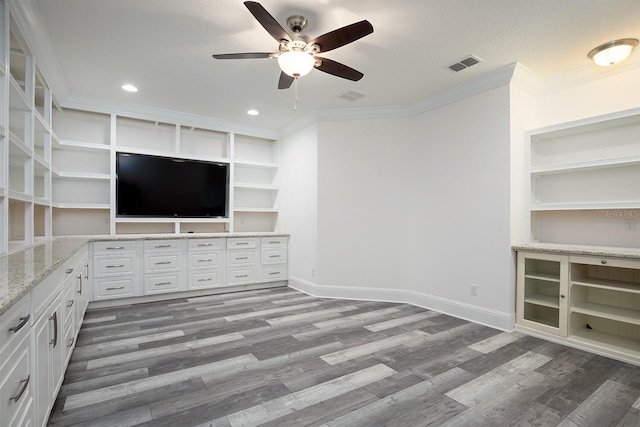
[527,110,640,248]
[0,1,281,255]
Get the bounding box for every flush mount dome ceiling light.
[588,38,638,66]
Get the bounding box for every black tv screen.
[116,152,229,218]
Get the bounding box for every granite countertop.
[0,238,90,316]
[512,243,640,259]
[0,233,290,317]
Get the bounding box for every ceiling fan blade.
[244,1,291,42]
[309,20,373,53]
[212,52,273,59]
[315,57,364,81]
[278,72,294,89]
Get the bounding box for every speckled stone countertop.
[512,243,640,259]
[0,233,289,317]
[0,238,89,316]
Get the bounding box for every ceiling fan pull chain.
[294,78,299,111]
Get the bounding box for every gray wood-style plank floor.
[48,287,640,427]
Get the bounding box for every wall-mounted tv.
[116,152,229,218]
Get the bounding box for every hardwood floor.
[48,287,640,426]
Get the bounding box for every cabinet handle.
[601,260,607,265]
[68,337,75,348]
[106,264,125,268]
[236,257,248,260]
[8,315,30,333]
[154,282,172,286]
[198,278,213,282]
[66,268,73,274]
[155,244,172,248]
[198,243,213,247]
[269,255,280,258]
[268,271,281,275]
[9,375,30,403]
[84,263,89,280]
[67,299,75,308]
[106,286,125,290]
[50,312,58,347]
[235,242,249,245]
[560,294,566,299]
[198,259,213,262]
[106,246,125,250]
[77,274,83,295]
[268,241,280,244]
[155,261,172,265]
[236,274,249,278]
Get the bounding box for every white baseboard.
[288,276,515,332]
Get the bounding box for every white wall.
[279,124,319,285]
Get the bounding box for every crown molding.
[8,0,70,106]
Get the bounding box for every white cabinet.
[260,236,288,282]
[143,239,185,295]
[187,238,226,290]
[92,240,142,300]
[516,250,640,365]
[227,237,258,285]
[0,294,33,427]
[527,109,640,248]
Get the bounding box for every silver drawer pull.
[236,274,249,278]
[198,278,213,282]
[268,241,280,244]
[198,259,213,262]
[67,300,75,308]
[106,286,125,291]
[236,257,248,260]
[155,244,172,248]
[269,255,280,258]
[106,246,125,250]
[198,243,213,247]
[68,337,75,348]
[106,264,125,268]
[66,268,73,274]
[155,261,172,265]
[601,260,607,265]
[155,282,172,286]
[10,375,30,403]
[235,242,249,245]
[268,271,281,275]
[9,315,30,333]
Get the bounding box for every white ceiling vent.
[448,55,483,72]
[339,90,366,101]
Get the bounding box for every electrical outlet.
[470,284,477,296]
[625,219,636,232]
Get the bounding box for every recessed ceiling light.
[247,109,259,116]
[121,84,138,92]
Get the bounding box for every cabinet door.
[516,252,569,337]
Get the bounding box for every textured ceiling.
[33,0,640,131]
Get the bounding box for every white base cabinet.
[516,250,640,365]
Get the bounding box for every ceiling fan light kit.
[588,38,638,66]
[213,1,373,90]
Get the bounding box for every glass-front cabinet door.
[516,252,569,337]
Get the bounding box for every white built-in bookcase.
[0,2,280,255]
[526,109,640,249]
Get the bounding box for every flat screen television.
[116,151,229,218]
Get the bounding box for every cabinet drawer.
[228,250,256,266]
[93,240,137,255]
[228,268,256,285]
[261,248,287,265]
[95,256,135,276]
[144,240,181,252]
[261,237,287,248]
[0,336,31,427]
[95,278,135,299]
[63,284,76,332]
[262,265,287,282]
[31,267,63,323]
[0,294,30,359]
[188,252,221,270]
[145,274,180,294]
[570,255,640,270]
[188,238,225,251]
[145,253,180,272]
[189,271,223,290]
[227,237,256,249]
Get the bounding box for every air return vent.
[339,90,366,101]
[448,55,483,72]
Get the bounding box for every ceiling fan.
[212,1,374,89]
